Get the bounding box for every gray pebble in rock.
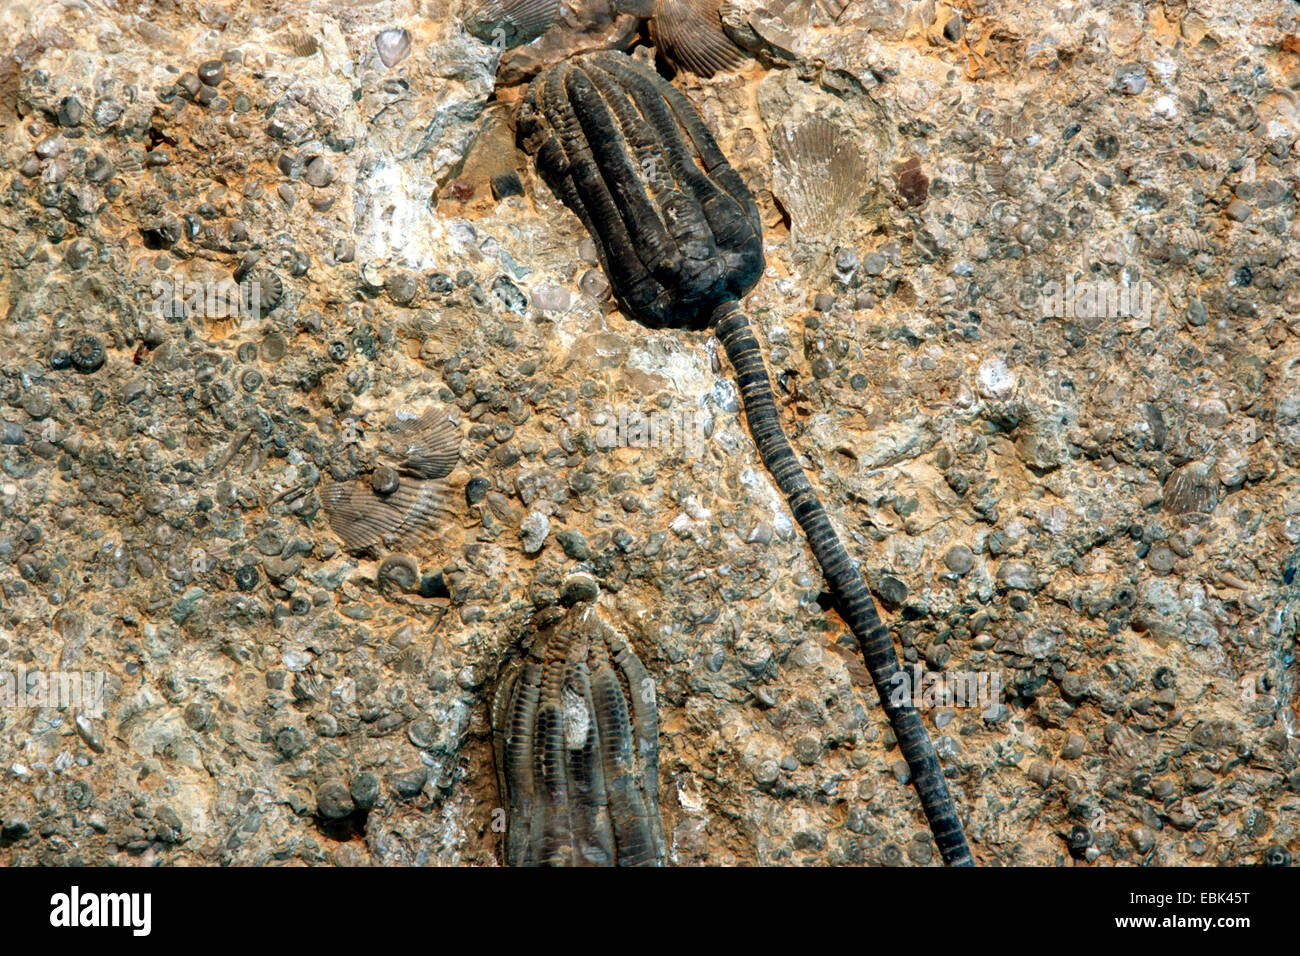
[529,284,570,312]
[350,773,380,811]
[492,275,527,313]
[876,575,908,608]
[1127,826,1155,854]
[996,560,1037,590]
[177,73,201,99]
[92,98,123,127]
[561,572,600,605]
[390,768,427,799]
[316,780,354,819]
[57,95,84,127]
[375,28,411,67]
[519,511,549,554]
[1115,63,1147,95]
[944,545,974,574]
[304,156,333,188]
[752,760,779,786]
[465,477,490,505]
[556,529,590,560]
[197,59,226,86]
[579,268,610,300]
[1224,199,1252,222]
[407,718,437,750]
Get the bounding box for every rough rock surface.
[0,0,1297,866]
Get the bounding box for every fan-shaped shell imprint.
[465,0,563,49]
[649,0,746,78]
[379,408,462,479]
[320,408,461,556]
[770,115,870,240]
[491,601,665,867]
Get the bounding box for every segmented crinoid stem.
[520,50,971,865]
[491,602,665,866]
[714,302,971,866]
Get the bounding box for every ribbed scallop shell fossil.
[465,0,563,49]
[491,600,665,866]
[377,407,462,479]
[647,0,746,77]
[318,479,450,557]
[769,115,870,243]
[320,407,462,556]
[1162,459,1219,516]
[284,32,320,57]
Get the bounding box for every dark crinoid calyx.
[517,50,764,329]
[492,601,664,867]
[519,51,973,865]
[320,407,462,557]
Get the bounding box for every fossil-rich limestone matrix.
[0,0,1298,868]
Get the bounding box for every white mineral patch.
[354,161,440,270]
[562,686,590,750]
[976,357,1016,400]
[627,338,712,399]
[740,468,793,537]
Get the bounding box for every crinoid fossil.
[645,0,746,77]
[770,114,871,246]
[319,407,462,557]
[517,51,764,328]
[518,51,971,865]
[465,0,564,49]
[492,600,665,866]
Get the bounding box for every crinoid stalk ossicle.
[509,50,973,866]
